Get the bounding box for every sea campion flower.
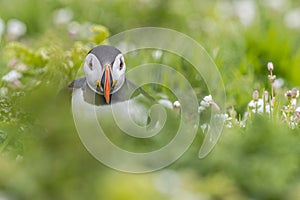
[294,107,300,123]
[215,113,233,128]
[198,95,220,113]
[264,91,269,101]
[291,88,298,106]
[7,19,27,40]
[2,70,22,82]
[248,90,272,116]
[291,88,299,98]
[200,123,210,133]
[53,8,73,25]
[249,90,261,113]
[201,95,213,107]
[284,9,300,29]
[267,62,276,101]
[2,70,22,87]
[282,88,299,128]
[285,89,298,106]
[267,62,274,72]
[285,90,292,101]
[204,61,298,129]
[252,90,259,101]
[248,98,264,114]
[173,100,181,108]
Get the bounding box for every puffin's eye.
[88,58,93,70]
[119,58,124,70]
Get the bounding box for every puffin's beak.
[101,65,113,104]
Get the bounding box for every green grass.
[0,0,300,199]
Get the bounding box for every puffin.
[68,45,154,105]
[69,45,167,138]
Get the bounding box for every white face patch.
[111,53,126,94]
[84,54,103,94]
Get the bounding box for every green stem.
[270,71,274,100]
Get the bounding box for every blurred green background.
[1,0,300,199]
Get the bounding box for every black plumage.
[88,45,121,67]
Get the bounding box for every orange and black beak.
[100,65,113,104]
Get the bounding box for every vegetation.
[0,0,300,199]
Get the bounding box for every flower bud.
[294,107,300,122]
[285,90,292,101]
[252,90,259,101]
[263,91,269,101]
[267,62,274,72]
[291,88,299,98]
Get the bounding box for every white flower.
[263,91,269,101]
[215,113,232,121]
[199,95,211,113]
[291,88,299,98]
[294,107,300,122]
[264,0,286,10]
[200,95,212,107]
[15,63,27,72]
[239,120,246,128]
[203,94,213,102]
[284,9,300,29]
[53,8,73,25]
[265,103,272,114]
[233,0,256,27]
[200,123,210,133]
[158,99,173,109]
[291,99,297,106]
[248,98,267,114]
[198,106,206,113]
[152,50,163,60]
[200,100,209,108]
[215,113,233,128]
[273,78,284,89]
[285,90,292,99]
[251,99,272,114]
[252,90,259,101]
[173,100,180,108]
[226,123,233,128]
[257,103,272,114]
[199,96,210,108]
[7,19,26,40]
[289,121,296,129]
[198,94,220,113]
[68,21,81,37]
[248,99,262,108]
[2,70,22,82]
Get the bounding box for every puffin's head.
[83,45,126,104]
